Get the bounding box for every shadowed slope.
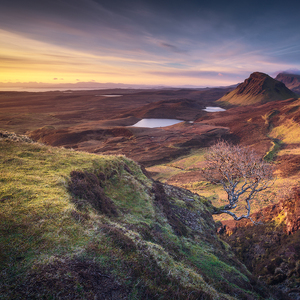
[275,73,300,94]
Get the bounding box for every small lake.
[132,119,184,128]
[203,106,226,112]
[96,94,122,97]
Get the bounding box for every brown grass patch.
[100,224,137,252]
[12,257,129,300]
[152,181,189,237]
[68,170,118,217]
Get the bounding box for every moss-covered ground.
[0,132,279,299]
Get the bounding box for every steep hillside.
[0,132,284,299]
[218,72,298,105]
[275,73,300,94]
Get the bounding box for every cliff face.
[221,187,300,299]
[275,73,300,94]
[218,72,298,105]
[0,132,284,300]
[284,188,300,234]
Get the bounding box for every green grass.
[147,150,206,183]
[0,134,275,299]
[147,165,182,181]
[263,139,282,162]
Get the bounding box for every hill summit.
[218,72,298,105]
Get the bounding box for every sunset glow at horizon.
[1,0,300,88]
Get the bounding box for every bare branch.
[201,140,274,222]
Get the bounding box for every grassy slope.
[217,75,298,106]
[147,149,300,223]
[0,133,277,299]
[218,88,296,106]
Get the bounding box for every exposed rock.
[220,187,300,297]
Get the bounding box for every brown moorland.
[149,73,299,194]
[166,97,300,176]
[0,87,233,166]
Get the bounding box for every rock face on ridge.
[220,187,300,299]
[218,72,298,105]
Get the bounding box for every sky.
[1,0,300,87]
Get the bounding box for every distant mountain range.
[218,72,298,105]
[0,81,169,91]
[0,81,229,91]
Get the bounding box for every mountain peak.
[249,71,270,79]
[218,72,298,105]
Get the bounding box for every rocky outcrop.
[218,72,298,105]
[220,187,300,299]
[284,188,300,234]
[220,186,300,235]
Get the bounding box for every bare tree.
[202,140,274,221]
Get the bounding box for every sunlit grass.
[147,165,182,181]
[270,118,300,143]
[0,137,156,270]
[0,140,111,266]
[147,145,300,222]
[147,149,206,182]
[277,147,300,156]
[166,149,206,170]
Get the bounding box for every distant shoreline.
[0,87,115,92]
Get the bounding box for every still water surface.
[97,94,122,97]
[132,119,184,128]
[203,106,226,112]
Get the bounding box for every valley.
[1,71,300,299]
